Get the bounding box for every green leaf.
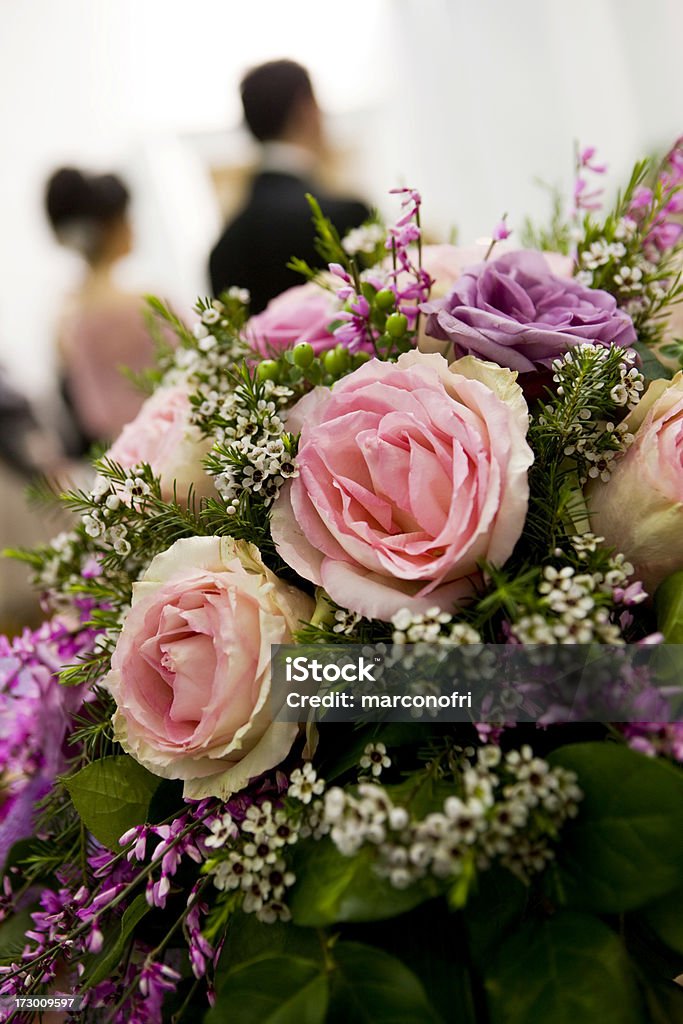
[345,901,478,1023]
[216,911,322,979]
[64,756,159,850]
[466,866,529,964]
[82,894,150,988]
[640,977,683,1024]
[643,884,683,956]
[0,908,35,964]
[655,571,683,641]
[632,341,673,381]
[289,839,440,926]
[484,912,644,1024]
[328,941,443,1024]
[206,955,328,1024]
[549,743,683,912]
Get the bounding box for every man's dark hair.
[240,59,314,143]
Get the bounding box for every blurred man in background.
[209,59,370,312]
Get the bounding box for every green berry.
[353,351,372,366]
[292,342,315,368]
[256,359,279,381]
[386,312,408,338]
[375,288,396,311]
[323,345,349,376]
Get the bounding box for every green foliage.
[484,911,644,1024]
[525,345,638,557]
[67,688,117,758]
[208,943,442,1024]
[642,884,683,957]
[549,743,683,911]
[306,193,351,271]
[289,197,384,283]
[520,180,573,255]
[632,340,674,380]
[576,157,683,351]
[64,755,159,851]
[81,894,150,988]
[289,840,441,927]
[0,907,36,965]
[207,956,329,1024]
[655,570,683,641]
[217,912,322,975]
[639,979,683,1024]
[465,866,529,964]
[327,942,443,1024]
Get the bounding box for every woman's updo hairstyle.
[45,167,130,260]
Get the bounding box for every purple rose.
[421,251,636,373]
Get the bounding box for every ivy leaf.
[328,942,443,1024]
[642,884,683,956]
[216,911,322,982]
[206,955,328,1024]
[484,912,644,1024]
[639,977,683,1024]
[208,943,441,1024]
[465,866,529,964]
[0,908,35,965]
[64,756,159,851]
[655,571,683,641]
[549,743,683,912]
[82,894,150,988]
[289,839,440,926]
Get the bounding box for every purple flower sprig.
[85,954,182,1024]
[573,144,608,217]
[573,137,683,351]
[327,189,434,360]
[484,213,512,261]
[627,137,683,258]
[97,878,216,1023]
[0,616,99,867]
[0,801,218,1003]
[620,722,683,761]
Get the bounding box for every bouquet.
[2,142,683,1023]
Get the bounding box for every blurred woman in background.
[0,365,71,631]
[45,167,155,454]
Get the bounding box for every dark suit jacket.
[209,171,370,313]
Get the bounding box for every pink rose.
[587,371,683,594]
[107,385,214,500]
[271,351,533,619]
[245,282,339,356]
[105,536,314,799]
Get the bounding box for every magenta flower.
[492,217,512,242]
[0,618,96,867]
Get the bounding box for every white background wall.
[0,0,682,399]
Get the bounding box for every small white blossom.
[288,764,325,804]
[360,742,391,777]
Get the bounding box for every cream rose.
[587,371,683,593]
[104,536,314,799]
